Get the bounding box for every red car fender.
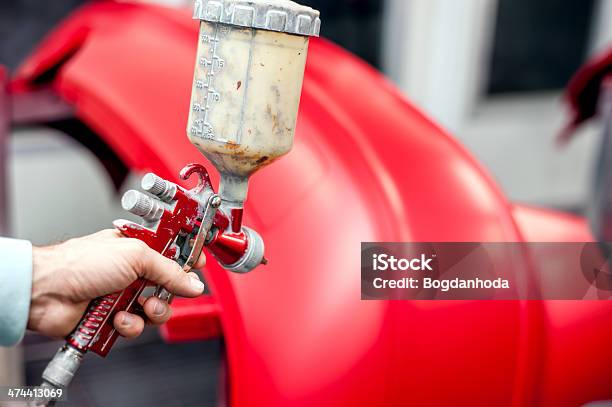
[510,205,612,406]
[11,3,612,406]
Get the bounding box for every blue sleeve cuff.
[0,238,33,346]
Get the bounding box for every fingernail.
[153,300,166,316]
[121,314,134,326]
[190,277,205,293]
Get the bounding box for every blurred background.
[0,0,611,405]
[2,0,611,247]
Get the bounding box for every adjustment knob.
[141,173,177,202]
[121,190,165,222]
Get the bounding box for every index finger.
[138,248,205,297]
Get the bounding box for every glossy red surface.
[511,206,612,406]
[12,3,612,406]
[207,230,248,266]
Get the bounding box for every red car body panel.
[11,3,612,406]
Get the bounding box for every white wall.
[382,0,611,210]
[592,0,612,54]
[383,0,497,133]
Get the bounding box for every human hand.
[28,230,206,339]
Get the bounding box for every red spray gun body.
[36,163,264,396]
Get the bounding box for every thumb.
[138,249,205,297]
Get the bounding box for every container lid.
[193,0,321,37]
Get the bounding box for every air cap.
[193,0,321,37]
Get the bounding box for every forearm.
[0,237,33,346]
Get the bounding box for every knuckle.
[128,240,150,265]
[162,261,183,282]
[100,229,118,238]
[130,239,149,254]
[121,240,149,276]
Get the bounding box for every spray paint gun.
[32,0,320,404]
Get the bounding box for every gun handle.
[68,279,149,357]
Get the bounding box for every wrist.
[28,245,61,332]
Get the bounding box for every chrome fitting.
[223,227,265,274]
